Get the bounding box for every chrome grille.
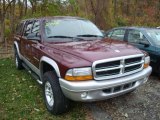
[92,54,144,80]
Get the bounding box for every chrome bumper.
[59,66,152,102]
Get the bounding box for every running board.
[22,63,43,85]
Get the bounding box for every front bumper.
[59,66,152,102]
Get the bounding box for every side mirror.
[27,33,41,41]
[139,40,150,47]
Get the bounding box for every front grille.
[96,69,120,76]
[124,64,142,73]
[96,60,120,69]
[93,54,144,80]
[103,81,136,94]
[125,57,142,65]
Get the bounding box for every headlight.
[65,67,93,81]
[144,56,150,68]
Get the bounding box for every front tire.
[43,71,70,115]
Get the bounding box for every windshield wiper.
[47,35,84,41]
[77,34,104,38]
[48,36,74,38]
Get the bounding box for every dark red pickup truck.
[14,16,152,115]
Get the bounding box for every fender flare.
[40,56,61,78]
[14,41,22,59]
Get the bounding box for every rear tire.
[43,71,70,115]
[14,48,23,70]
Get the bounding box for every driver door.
[29,20,41,68]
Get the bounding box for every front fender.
[40,56,61,79]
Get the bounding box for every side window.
[128,30,146,43]
[106,31,113,38]
[32,20,40,34]
[110,29,125,40]
[23,21,34,37]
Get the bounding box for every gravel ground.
[84,74,160,120]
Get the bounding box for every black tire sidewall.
[42,71,70,115]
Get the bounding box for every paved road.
[85,75,160,120]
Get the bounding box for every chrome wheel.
[15,55,18,68]
[45,81,54,107]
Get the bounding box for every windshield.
[146,29,160,45]
[44,19,103,42]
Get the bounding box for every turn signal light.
[65,75,93,81]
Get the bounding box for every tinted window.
[128,30,146,43]
[110,29,125,40]
[23,21,34,37]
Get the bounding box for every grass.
[0,58,86,120]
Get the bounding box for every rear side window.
[110,29,125,40]
[23,21,34,37]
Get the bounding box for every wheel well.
[14,44,17,50]
[14,42,19,53]
[155,59,160,73]
[41,62,57,76]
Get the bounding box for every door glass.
[146,29,160,45]
[23,21,33,37]
[128,30,144,43]
[32,21,40,34]
[106,31,113,38]
[110,29,125,40]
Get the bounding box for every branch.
[4,0,14,13]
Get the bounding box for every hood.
[44,38,143,63]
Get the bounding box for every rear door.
[21,20,34,62]
[15,22,24,53]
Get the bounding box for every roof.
[21,16,86,22]
[111,26,159,30]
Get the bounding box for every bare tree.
[9,0,16,34]
[0,0,14,43]
[29,0,37,14]
[24,0,28,15]
[114,0,117,18]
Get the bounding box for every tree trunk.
[24,0,27,15]
[114,0,117,18]
[10,0,16,34]
[0,19,5,43]
[18,0,23,18]
[0,0,6,43]
[89,0,97,24]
